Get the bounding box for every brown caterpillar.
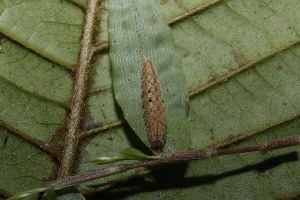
[141,58,167,151]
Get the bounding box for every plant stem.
[58,0,99,178]
[52,135,300,189]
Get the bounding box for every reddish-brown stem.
[51,135,300,190]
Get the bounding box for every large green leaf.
[108,0,190,152]
[0,127,54,196]
[1,0,300,199]
[97,118,300,199]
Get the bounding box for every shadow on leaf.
[88,152,298,199]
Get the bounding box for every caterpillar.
[141,58,167,151]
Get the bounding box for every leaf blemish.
[141,58,167,151]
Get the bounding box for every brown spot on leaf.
[276,65,284,72]
[230,46,245,66]
[210,128,215,141]
[160,0,168,4]
[81,102,103,131]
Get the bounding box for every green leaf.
[0,40,67,142]
[101,118,300,200]
[108,0,190,151]
[0,37,72,107]
[120,148,157,160]
[88,155,125,165]
[42,189,86,200]
[7,187,45,200]
[0,127,51,198]
[1,0,300,199]
[0,0,83,70]
[89,148,157,164]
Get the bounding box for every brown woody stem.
[58,0,99,178]
[52,135,300,189]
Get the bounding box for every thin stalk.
[52,135,300,189]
